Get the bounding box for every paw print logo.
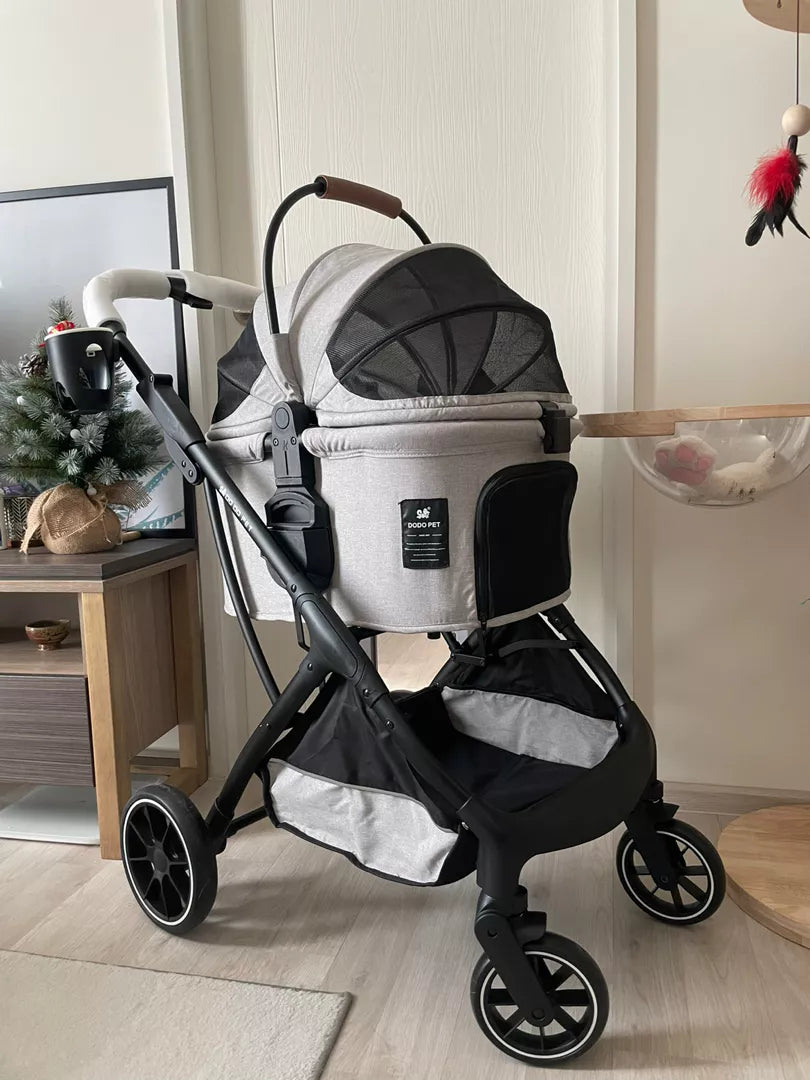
[416,506,431,519]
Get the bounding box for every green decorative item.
[0,297,166,495]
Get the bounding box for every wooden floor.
[2,637,810,1077]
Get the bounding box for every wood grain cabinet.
[0,539,208,858]
[0,674,93,786]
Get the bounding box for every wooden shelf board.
[0,628,84,676]
[579,402,810,438]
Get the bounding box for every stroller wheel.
[121,784,217,935]
[616,818,726,925]
[470,932,609,1066]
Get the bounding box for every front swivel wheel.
[121,783,217,935]
[616,818,725,925]
[470,932,609,1066]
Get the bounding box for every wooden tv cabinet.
[0,538,207,858]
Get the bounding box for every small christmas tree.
[0,298,167,492]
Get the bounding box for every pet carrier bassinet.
[207,239,578,631]
[65,175,726,1068]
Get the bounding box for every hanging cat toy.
[745,0,810,244]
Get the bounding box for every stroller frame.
[58,176,725,1066]
[115,325,665,1030]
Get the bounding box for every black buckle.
[167,275,214,310]
[263,402,334,590]
[441,630,488,667]
[541,404,572,455]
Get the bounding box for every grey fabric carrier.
[207,242,576,632]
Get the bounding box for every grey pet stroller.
[52,176,725,1066]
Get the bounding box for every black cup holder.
[44,327,117,414]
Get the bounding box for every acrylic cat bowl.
[579,405,810,507]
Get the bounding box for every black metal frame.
[0,177,196,536]
[104,180,679,1029]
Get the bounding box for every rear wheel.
[470,932,608,1066]
[616,818,725,925]
[121,784,217,935]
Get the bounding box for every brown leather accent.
[316,175,402,219]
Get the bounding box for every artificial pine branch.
[0,299,167,493]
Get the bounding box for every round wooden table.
[579,401,810,947]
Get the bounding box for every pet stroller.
[51,176,726,1066]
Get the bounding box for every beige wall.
[0,0,171,190]
[205,0,613,722]
[636,0,810,789]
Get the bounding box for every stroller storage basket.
[264,616,620,887]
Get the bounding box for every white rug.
[0,950,350,1080]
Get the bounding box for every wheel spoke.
[543,963,573,991]
[678,876,707,902]
[163,872,185,906]
[554,988,590,1007]
[669,886,685,912]
[487,988,513,1007]
[503,1009,526,1035]
[129,818,151,849]
[552,1006,580,1033]
[127,854,151,863]
[682,866,709,877]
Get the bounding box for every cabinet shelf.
[0,628,84,677]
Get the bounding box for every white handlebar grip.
[83,269,171,330]
[83,268,260,331]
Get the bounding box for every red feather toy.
[746,125,809,245]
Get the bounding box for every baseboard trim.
[665,781,810,817]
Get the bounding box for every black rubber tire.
[616,818,726,926]
[121,783,217,935]
[470,931,609,1066]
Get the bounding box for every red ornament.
[46,320,76,335]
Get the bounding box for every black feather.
[746,209,768,246]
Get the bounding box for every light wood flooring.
[1,636,809,1078]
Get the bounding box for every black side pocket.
[474,461,577,622]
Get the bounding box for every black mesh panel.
[326,247,568,400]
[211,315,265,423]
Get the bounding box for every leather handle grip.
[315,175,402,219]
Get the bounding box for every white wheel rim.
[478,949,600,1061]
[620,829,715,922]
[122,797,195,927]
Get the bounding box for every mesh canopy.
[325,246,568,400]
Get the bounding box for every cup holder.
[44,326,116,414]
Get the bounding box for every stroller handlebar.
[315,175,402,218]
[83,268,260,332]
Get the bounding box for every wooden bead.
[781,103,810,137]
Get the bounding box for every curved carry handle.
[315,174,402,218]
[263,176,431,333]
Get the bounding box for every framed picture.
[0,177,194,536]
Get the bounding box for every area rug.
[0,949,350,1079]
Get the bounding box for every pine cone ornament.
[19,352,49,379]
